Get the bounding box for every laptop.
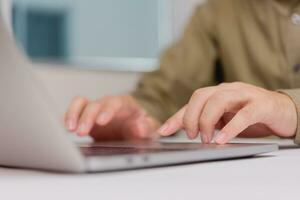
[0,12,278,173]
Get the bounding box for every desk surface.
[1,139,300,200]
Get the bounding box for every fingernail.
[187,131,196,140]
[67,119,76,131]
[207,135,212,144]
[158,123,169,135]
[97,112,110,125]
[215,132,226,144]
[78,123,89,136]
[202,135,208,144]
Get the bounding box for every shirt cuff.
[278,89,300,144]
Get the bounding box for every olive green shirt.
[132,0,300,143]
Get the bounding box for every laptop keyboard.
[80,146,186,156]
[79,142,227,156]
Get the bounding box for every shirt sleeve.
[278,89,300,144]
[131,2,218,123]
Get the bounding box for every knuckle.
[219,82,229,88]
[87,101,101,110]
[73,96,88,104]
[232,81,243,86]
[220,82,244,90]
[99,95,114,102]
[101,97,123,113]
[120,94,131,101]
[210,91,231,104]
[212,92,226,101]
[193,89,204,97]
[231,81,244,87]
[114,97,123,107]
[102,96,121,105]
[239,108,253,121]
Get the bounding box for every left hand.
[158,82,298,144]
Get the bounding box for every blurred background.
[1,0,203,117]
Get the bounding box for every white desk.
[1,140,299,200]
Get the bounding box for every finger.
[76,102,102,136]
[158,106,186,136]
[65,96,88,131]
[215,106,258,144]
[145,116,162,140]
[199,91,244,143]
[183,87,216,139]
[121,115,155,141]
[132,115,161,140]
[96,98,124,125]
[77,97,124,136]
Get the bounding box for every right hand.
[64,95,160,141]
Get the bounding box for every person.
[64,0,300,145]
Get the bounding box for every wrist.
[275,92,298,138]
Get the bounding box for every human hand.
[158,82,297,144]
[64,95,160,141]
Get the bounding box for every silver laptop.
[0,12,278,173]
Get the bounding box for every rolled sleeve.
[278,89,300,144]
